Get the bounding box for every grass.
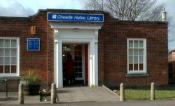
[155,90,175,99]
[125,89,150,100]
[117,86,175,100]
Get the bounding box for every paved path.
[0,86,119,104]
[58,86,119,102]
[1,91,175,106]
[1,100,175,106]
[2,87,175,106]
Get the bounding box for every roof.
[0,9,168,24]
[40,9,105,14]
[0,16,29,21]
[169,49,175,54]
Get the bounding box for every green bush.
[23,70,41,95]
[23,71,41,84]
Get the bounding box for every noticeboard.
[27,38,40,51]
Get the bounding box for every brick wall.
[101,14,168,87]
[0,12,50,89]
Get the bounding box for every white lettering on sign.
[74,16,86,20]
[52,15,57,19]
[57,15,73,20]
[87,16,100,21]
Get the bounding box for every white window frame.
[0,37,20,77]
[127,38,147,74]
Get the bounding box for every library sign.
[47,13,104,23]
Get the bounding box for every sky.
[0,0,174,51]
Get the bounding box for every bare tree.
[85,0,164,21]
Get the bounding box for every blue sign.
[47,13,104,23]
[27,38,40,51]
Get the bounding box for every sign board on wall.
[27,38,40,51]
[47,13,104,23]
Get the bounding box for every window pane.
[4,57,10,65]
[139,41,143,48]
[0,39,3,47]
[134,41,139,48]
[134,64,138,70]
[139,49,144,56]
[129,56,133,64]
[5,65,10,73]
[0,65,3,73]
[11,49,17,57]
[5,49,10,57]
[11,65,16,73]
[134,56,138,63]
[134,49,139,56]
[0,57,3,65]
[0,38,18,75]
[11,40,17,48]
[139,56,143,63]
[0,48,4,56]
[129,49,133,55]
[128,39,146,72]
[4,40,10,48]
[11,57,16,65]
[129,64,133,70]
[129,40,133,48]
[139,64,143,70]
[5,66,10,73]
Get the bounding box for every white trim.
[58,40,63,88]
[94,31,98,86]
[0,37,20,77]
[54,25,100,88]
[54,40,58,87]
[50,24,102,30]
[17,38,20,76]
[127,38,147,74]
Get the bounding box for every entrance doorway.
[53,25,101,88]
[62,43,88,87]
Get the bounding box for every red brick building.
[168,50,175,83]
[0,9,168,90]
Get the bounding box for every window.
[0,38,19,76]
[127,38,146,74]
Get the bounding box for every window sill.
[126,73,149,77]
[0,76,21,80]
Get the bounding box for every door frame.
[52,24,102,88]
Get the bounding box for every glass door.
[74,45,84,80]
[62,44,85,85]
